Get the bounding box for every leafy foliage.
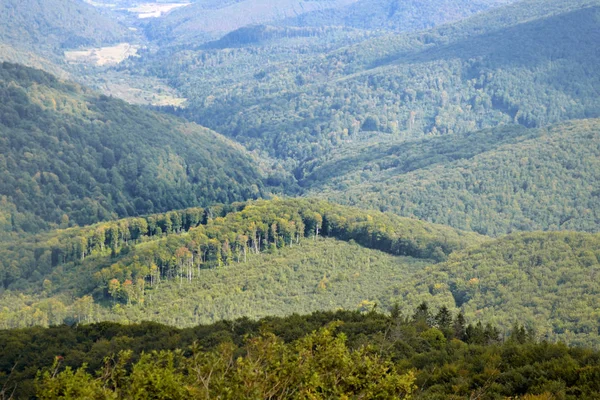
[1,308,599,399]
[0,62,264,236]
[36,323,416,399]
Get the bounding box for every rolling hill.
[0,62,265,237]
[419,230,600,347]
[304,119,600,235]
[144,0,360,43]
[145,0,517,44]
[1,198,599,347]
[0,198,483,327]
[1,1,599,398]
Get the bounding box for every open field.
[103,81,187,106]
[64,43,140,66]
[126,3,190,18]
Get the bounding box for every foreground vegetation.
[2,308,600,399]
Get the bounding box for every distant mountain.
[147,0,600,165]
[201,25,344,50]
[280,0,518,32]
[0,0,130,54]
[304,119,600,236]
[0,62,264,236]
[146,0,518,44]
[145,0,359,43]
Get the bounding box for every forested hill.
[144,0,358,43]
[0,0,130,54]
[2,198,600,347]
[0,198,483,327]
[280,0,517,32]
[146,0,516,44]
[153,0,600,165]
[305,119,600,235]
[0,62,265,236]
[420,231,600,348]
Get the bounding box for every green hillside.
[0,198,483,328]
[146,0,515,44]
[305,119,600,235]
[0,62,264,236]
[0,0,130,54]
[20,238,432,327]
[1,1,600,398]
[2,198,600,347]
[419,231,600,348]
[142,0,600,165]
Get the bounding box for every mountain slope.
[281,0,517,32]
[417,231,600,347]
[150,0,600,164]
[0,0,130,54]
[145,0,359,43]
[0,198,484,326]
[2,199,600,347]
[305,119,600,235]
[0,62,264,236]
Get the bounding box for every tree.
[412,302,431,331]
[453,312,466,340]
[435,306,453,338]
[108,279,121,303]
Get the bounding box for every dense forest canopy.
[144,0,360,43]
[0,62,265,236]
[0,198,482,326]
[0,198,598,348]
[280,0,518,32]
[305,119,600,235]
[417,230,600,347]
[145,0,519,45]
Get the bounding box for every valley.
[0,0,598,398]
